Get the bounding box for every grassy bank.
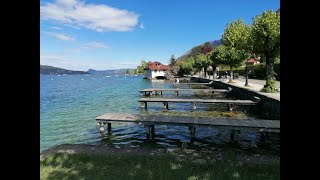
[41,152,279,180]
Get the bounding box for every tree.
[125,69,131,75]
[169,55,177,67]
[178,57,195,76]
[251,10,280,92]
[194,54,211,78]
[222,18,252,85]
[207,50,220,79]
[135,60,148,74]
[213,45,247,83]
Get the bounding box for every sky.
[40,0,280,71]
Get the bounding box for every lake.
[40,74,279,154]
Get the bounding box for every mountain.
[87,68,135,75]
[177,39,222,61]
[40,65,88,75]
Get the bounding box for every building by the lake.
[144,61,169,79]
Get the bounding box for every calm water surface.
[40,74,279,154]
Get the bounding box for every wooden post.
[231,129,240,142]
[228,103,234,111]
[155,91,158,95]
[176,90,179,96]
[107,123,111,134]
[145,102,148,110]
[141,102,145,108]
[163,102,168,109]
[144,92,147,96]
[99,122,105,134]
[192,103,197,110]
[160,91,163,96]
[230,129,235,141]
[145,125,150,139]
[150,125,155,139]
[189,126,196,137]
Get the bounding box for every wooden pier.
[173,82,213,87]
[96,113,280,141]
[139,88,229,96]
[139,98,257,111]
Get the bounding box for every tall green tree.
[222,18,252,85]
[135,60,148,74]
[207,50,219,79]
[251,10,280,92]
[178,57,195,76]
[213,45,247,83]
[169,55,177,67]
[194,54,211,78]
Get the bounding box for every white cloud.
[139,22,144,29]
[40,0,139,32]
[51,26,63,30]
[43,31,75,41]
[83,42,109,49]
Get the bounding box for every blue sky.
[40,0,279,71]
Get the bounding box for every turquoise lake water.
[40,74,279,153]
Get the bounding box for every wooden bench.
[138,98,258,111]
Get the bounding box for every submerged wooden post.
[176,90,179,96]
[160,91,163,96]
[231,129,240,142]
[99,122,105,134]
[163,102,169,109]
[192,103,197,110]
[107,123,111,134]
[145,125,151,139]
[150,125,155,138]
[189,126,196,137]
[227,103,234,111]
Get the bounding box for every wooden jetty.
[139,88,229,96]
[173,82,213,87]
[96,113,280,141]
[138,98,258,111]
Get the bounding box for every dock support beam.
[176,90,179,96]
[140,102,147,110]
[189,126,196,137]
[107,123,111,134]
[99,122,105,135]
[230,129,240,142]
[145,125,155,139]
[192,103,197,110]
[260,131,270,144]
[160,91,163,96]
[228,103,234,111]
[163,102,169,109]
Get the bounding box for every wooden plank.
[96,113,280,131]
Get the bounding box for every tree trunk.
[204,68,207,79]
[213,67,217,79]
[229,67,233,83]
[265,56,275,87]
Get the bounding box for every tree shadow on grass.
[40,152,279,180]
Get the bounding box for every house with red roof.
[246,58,260,66]
[144,61,169,79]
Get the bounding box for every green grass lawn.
[40,152,279,180]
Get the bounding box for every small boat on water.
[106,76,111,78]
